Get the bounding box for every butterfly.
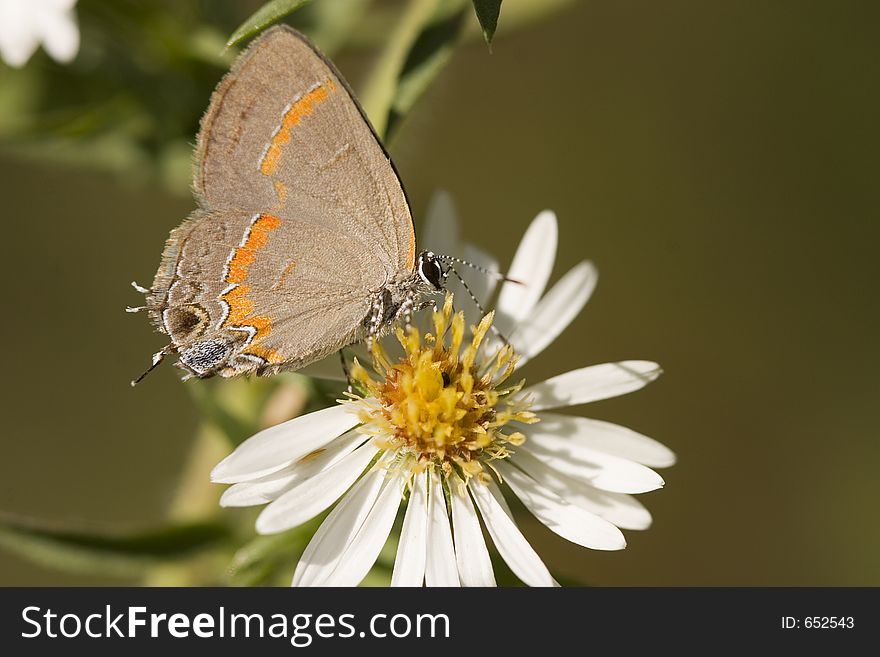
[132,26,453,383]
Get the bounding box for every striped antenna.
[435,254,524,285]
[445,265,510,346]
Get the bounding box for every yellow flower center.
[349,295,537,481]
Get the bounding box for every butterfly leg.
[399,296,416,332]
[339,349,354,394]
[414,298,437,313]
[365,289,389,347]
[397,294,438,333]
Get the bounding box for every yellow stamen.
[348,293,537,483]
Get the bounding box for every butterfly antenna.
[131,345,172,387]
[435,255,525,286]
[445,265,510,347]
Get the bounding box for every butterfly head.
[416,250,448,291]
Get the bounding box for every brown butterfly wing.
[150,26,415,376]
[193,25,415,275]
[148,206,374,376]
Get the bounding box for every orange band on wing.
[273,180,288,207]
[246,344,284,364]
[260,79,337,177]
[221,214,285,364]
[226,214,281,284]
[406,221,416,271]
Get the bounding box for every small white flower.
[212,193,676,587]
[0,0,79,68]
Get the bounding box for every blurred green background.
[1,0,878,585]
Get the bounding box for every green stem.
[359,0,442,140]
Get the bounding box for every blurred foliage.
[0,0,574,195]
[0,0,577,585]
[0,512,233,579]
[226,517,330,586]
[364,0,471,141]
[187,373,313,447]
[227,0,314,46]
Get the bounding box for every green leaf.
[0,513,232,578]
[472,0,502,44]
[360,0,470,142]
[387,1,469,140]
[359,0,444,140]
[227,0,313,48]
[347,0,576,49]
[477,0,572,39]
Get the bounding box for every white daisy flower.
[212,195,675,587]
[0,0,79,68]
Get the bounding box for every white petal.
[533,412,676,468]
[36,6,78,63]
[425,470,459,586]
[0,0,39,68]
[391,471,428,587]
[451,481,496,586]
[512,448,652,530]
[421,190,459,257]
[220,468,297,507]
[322,471,404,586]
[511,261,598,367]
[495,210,558,335]
[566,486,651,531]
[220,430,368,507]
[40,0,78,11]
[525,361,662,411]
[220,472,296,509]
[468,479,556,587]
[498,461,626,551]
[211,405,359,483]
[573,491,651,531]
[255,441,380,534]
[519,423,665,494]
[293,465,386,587]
